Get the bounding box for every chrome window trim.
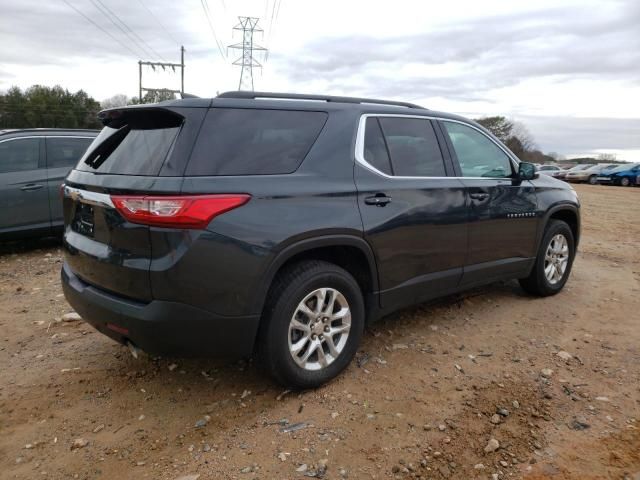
[45,136,96,140]
[63,185,114,209]
[354,113,520,180]
[0,135,43,144]
[0,135,95,144]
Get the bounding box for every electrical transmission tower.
[228,17,267,91]
[138,46,185,102]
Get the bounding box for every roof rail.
[217,91,425,109]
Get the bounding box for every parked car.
[555,164,591,181]
[61,92,580,388]
[536,164,566,178]
[597,163,640,186]
[565,163,617,184]
[0,129,98,239]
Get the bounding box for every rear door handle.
[364,194,391,207]
[21,184,44,191]
[469,192,489,200]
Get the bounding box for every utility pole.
[228,17,267,91]
[138,46,186,102]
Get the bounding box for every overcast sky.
[1,0,639,159]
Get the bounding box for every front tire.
[519,220,575,296]
[257,260,365,389]
[621,177,630,187]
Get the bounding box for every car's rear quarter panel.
[150,109,363,317]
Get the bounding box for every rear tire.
[588,175,598,185]
[257,260,365,389]
[519,220,575,297]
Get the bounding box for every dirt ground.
[1,184,639,480]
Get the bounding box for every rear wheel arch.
[253,236,379,319]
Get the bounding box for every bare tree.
[510,121,536,152]
[101,94,130,110]
[597,153,617,162]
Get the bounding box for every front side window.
[47,137,94,168]
[442,121,513,178]
[0,138,40,173]
[377,117,446,177]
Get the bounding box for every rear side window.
[76,112,181,175]
[46,137,94,168]
[363,118,392,175]
[186,108,328,176]
[0,138,40,173]
[378,117,446,177]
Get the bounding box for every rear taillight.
[111,194,250,229]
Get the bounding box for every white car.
[536,165,565,178]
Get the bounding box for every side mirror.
[518,162,537,181]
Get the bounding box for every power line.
[200,0,226,59]
[263,0,282,60]
[90,0,167,62]
[274,0,283,23]
[95,0,167,62]
[62,0,140,58]
[136,0,180,47]
[268,0,277,38]
[86,0,151,59]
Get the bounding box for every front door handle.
[21,184,44,191]
[364,194,391,207]
[469,192,489,200]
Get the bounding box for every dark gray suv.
[61,92,580,388]
[0,129,97,239]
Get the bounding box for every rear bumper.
[61,262,260,357]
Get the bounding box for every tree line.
[0,85,175,130]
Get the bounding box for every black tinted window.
[186,108,328,176]
[378,118,446,177]
[0,138,40,173]
[77,113,181,175]
[442,121,512,178]
[363,118,392,175]
[47,137,94,168]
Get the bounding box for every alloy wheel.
[288,288,351,371]
[544,234,569,285]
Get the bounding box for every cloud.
[273,0,640,101]
[519,116,640,157]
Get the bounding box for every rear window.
[186,108,328,176]
[76,112,181,175]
